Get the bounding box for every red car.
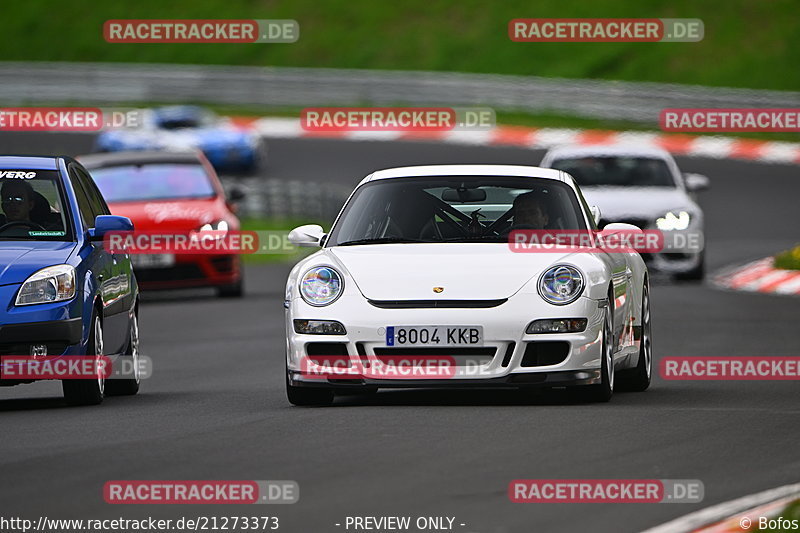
[79,150,245,297]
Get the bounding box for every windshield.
[90,163,216,203]
[0,170,72,241]
[550,156,677,187]
[327,176,587,246]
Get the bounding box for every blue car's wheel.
[62,312,105,406]
[106,310,141,396]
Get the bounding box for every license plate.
[385,326,483,347]
[130,254,175,269]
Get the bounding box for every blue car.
[94,106,267,174]
[0,156,140,405]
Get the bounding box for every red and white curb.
[231,117,800,165]
[712,257,800,296]
[641,482,800,533]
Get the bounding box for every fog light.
[526,318,587,334]
[293,319,347,335]
[30,344,47,358]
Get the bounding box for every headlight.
[16,265,76,306]
[538,265,584,305]
[299,266,343,306]
[199,220,229,232]
[656,211,691,231]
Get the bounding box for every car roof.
[0,155,60,170]
[362,165,569,186]
[543,144,673,160]
[78,150,204,169]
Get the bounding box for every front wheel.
[62,312,105,406]
[578,298,614,403]
[618,281,652,392]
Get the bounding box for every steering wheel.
[0,220,45,232]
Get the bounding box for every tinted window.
[0,169,72,240]
[90,163,216,202]
[75,167,110,217]
[328,176,586,246]
[550,156,676,187]
[69,168,96,228]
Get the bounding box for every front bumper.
[135,254,241,290]
[286,292,606,388]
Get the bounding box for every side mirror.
[603,222,642,233]
[227,185,246,202]
[683,173,710,192]
[288,224,324,247]
[590,205,601,225]
[89,215,134,241]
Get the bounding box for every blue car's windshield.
[0,170,72,241]
[90,163,217,203]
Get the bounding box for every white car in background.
[284,165,652,406]
[541,145,708,280]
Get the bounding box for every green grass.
[774,245,800,270]
[757,499,800,532]
[239,217,325,263]
[3,0,799,90]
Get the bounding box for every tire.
[286,373,334,406]
[217,260,244,298]
[105,310,141,396]
[618,281,652,392]
[578,295,615,403]
[62,312,105,406]
[674,252,705,281]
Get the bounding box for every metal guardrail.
[1,62,798,124]
[226,178,350,222]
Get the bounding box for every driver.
[1,180,36,224]
[512,191,549,229]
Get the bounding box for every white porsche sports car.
[284,165,652,406]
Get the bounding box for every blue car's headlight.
[299,267,343,306]
[16,265,76,306]
[538,265,584,305]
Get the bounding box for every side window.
[75,167,110,217]
[69,167,95,229]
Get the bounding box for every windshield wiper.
[336,237,427,246]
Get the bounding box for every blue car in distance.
[94,106,267,174]
[0,156,140,405]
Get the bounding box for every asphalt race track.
[1,132,798,533]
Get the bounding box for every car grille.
[368,299,507,309]
[520,341,570,367]
[135,265,205,283]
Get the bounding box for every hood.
[107,198,227,232]
[581,186,695,222]
[0,241,77,285]
[329,243,578,300]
